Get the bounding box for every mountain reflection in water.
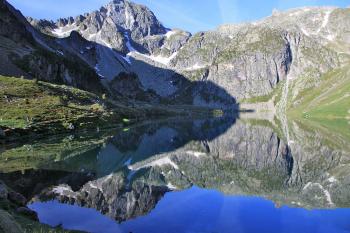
[1,114,350,233]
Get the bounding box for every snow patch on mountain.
[317,10,331,34]
[94,64,105,78]
[128,156,179,170]
[52,23,79,38]
[165,30,176,38]
[184,63,207,71]
[147,52,178,65]
[301,28,310,37]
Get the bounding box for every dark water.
[1,114,350,233]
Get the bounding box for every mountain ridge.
[28,2,349,103]
[2,0,350,114]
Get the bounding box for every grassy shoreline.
[0,75,221,143]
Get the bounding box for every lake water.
[29,187,350,233]
[1,114,350,233]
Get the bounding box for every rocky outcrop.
[171,9,343,101]
[0,0,35,44]
[0,179,38,231]
[0,181,8,199]
[15,207,38,221]
[0,0,107,95]
[8,191,26,206]
[0,180,27,207]
[110,72,160,102]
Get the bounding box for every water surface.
[1,115,350,232]
[29,186,350,233]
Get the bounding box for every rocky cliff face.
[26,2,349,109]
[26,0,234,107]
[0,0,106,94]
[5,0,350,109]
[171,7,348,103]
[36,0,167,51]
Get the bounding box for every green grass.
[241,92,275,104]
[0,76,107,129]
[287,64,350,150]
[122,118,130,123]
[289,64,350,120]
[0,75,148,137]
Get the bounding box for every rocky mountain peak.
[24,0,174,64]
[46,0,166,45]
[21,1,349,109]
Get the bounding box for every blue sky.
[7,0,350,33]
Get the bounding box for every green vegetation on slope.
[288,64,350,147]
[0,76,222,142]
[0,75,147,141]
[289,64,350,120]
[0,76,121,129]
[0,75,105,129]
[215,27,286,64]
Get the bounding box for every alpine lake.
[1,113,350,233]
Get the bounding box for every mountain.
[0,0,108,94]
[172,7,349,103]
[26,0,192,98]
[2,0,235,109]
[25,1,350,115]
[2,0,350,113]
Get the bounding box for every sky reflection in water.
[29,186,350,233]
